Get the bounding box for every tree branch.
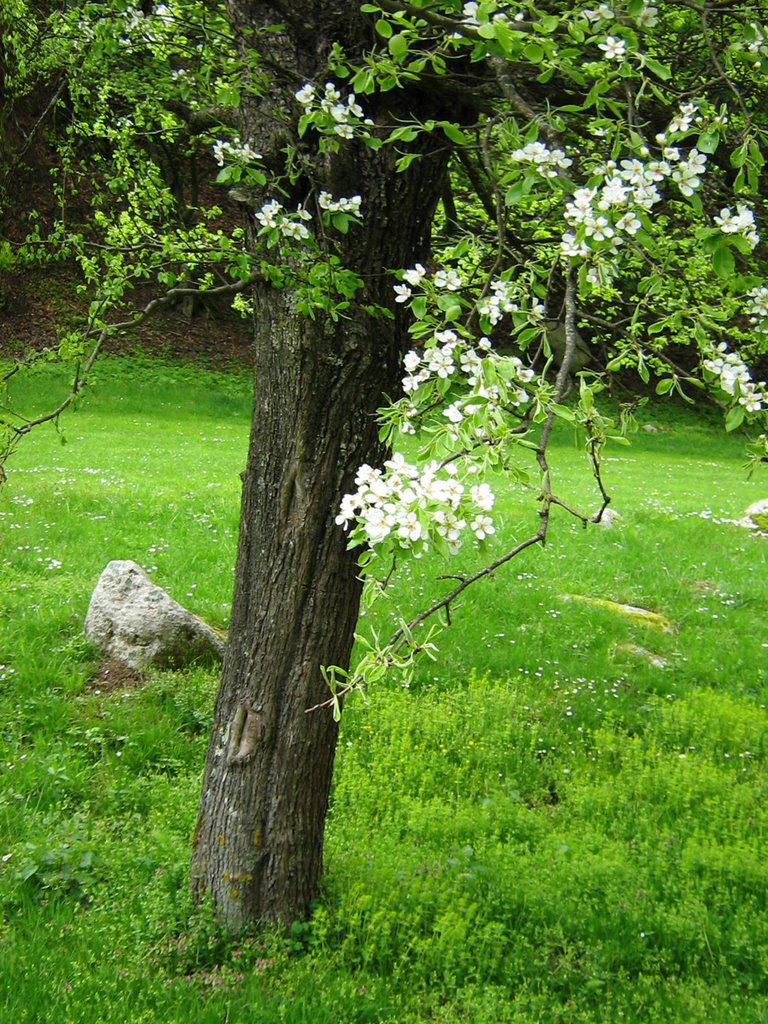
[0,273,260,473]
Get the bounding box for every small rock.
[84,560,225,671]
[641,423,661,433]
[592,508,621,528]
[612,642,668,668]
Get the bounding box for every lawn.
[1,357,766,1022]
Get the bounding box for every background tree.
[2,0,768,928]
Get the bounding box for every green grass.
[1,357,767,1022]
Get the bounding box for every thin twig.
[1,272,260,458]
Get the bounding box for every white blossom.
[295,83,316,106]
[471,515,495,540]
[213,138,261,166]
[714,204,759,249]
[255,199,283,229]
[403,264,427,287]
[635,5,658,27]
[434,269,462,291]
[281,220,310,241]
[471,483,495,511]
[598,36,627,61]
[403,350,421,373]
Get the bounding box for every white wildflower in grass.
[598,36,627,61]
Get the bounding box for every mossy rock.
[745,500,768,532]
[562,594,674,633]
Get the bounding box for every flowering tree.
[2,0,768,926]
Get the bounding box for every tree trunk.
[190,2,451,922]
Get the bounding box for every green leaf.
[441,122,467,144]
[411,295,427,319]
[730,143,747,168]
[375,17,392,37]
[387,126,418,143]
[436,293,462,320]
[711,245,734,280]
[696,132,719,154]
[725,403,745,432]
[644,57,670,80]
[655,378,675,395]
[505,179,531,205]
[388,33,409,59]
[395,152,420,171]
[539,15,559,32]
[523,42,544,64]
[352,67,375,93]
[551,403,576,421]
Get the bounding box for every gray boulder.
[84,560,225,671]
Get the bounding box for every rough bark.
[191,0,453,927]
